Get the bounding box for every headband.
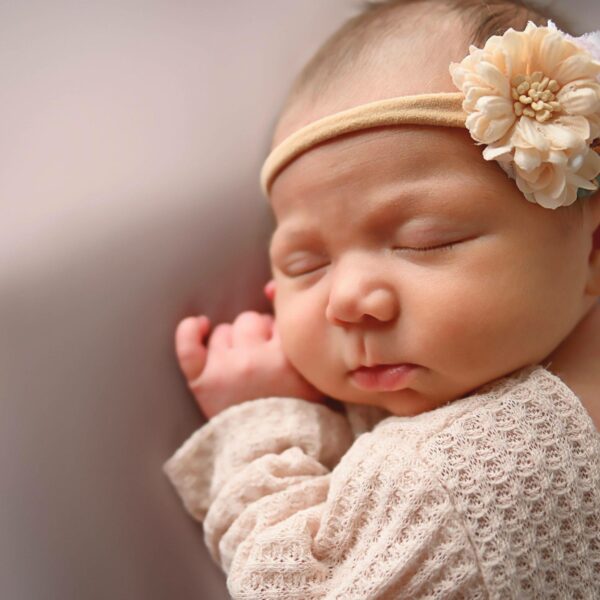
[260,20,600,209]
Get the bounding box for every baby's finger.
[231,311,272,346]
[207,322,233,350]
[175,316,210,383]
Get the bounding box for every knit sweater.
[163,365,600,599]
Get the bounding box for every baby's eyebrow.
[269,227,311,255]
[269,195,422,245]
[270,193,445,250]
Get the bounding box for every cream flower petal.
[481,125,516,162]
[547,149,569,166]
[539,30,573,74]
[514,117,550,152]
[482,143,513,161]
[514,175,545,206]
[514,147,600,208]
[465,111,513,144]
[587,114,600,140]
[554,53,600,84]
[465,113,488,143]
[515,163,569,208]
[515,163,544,184]
[497,160,516,180]
[499,29,529,77]
[538,186,571,208]
[475,95,514,119]
[577,146,600,180]
[542,119,589,150]
[556,80,600,115]
[552,114,591,142]
[451,66,480,89]
[487,116,516,142]
[461,75,493,92]
[562,189,575,207]
[464,86,496,111]
[514,147,543,171]
[475,61,510,97]
[547,169,568,199]
[568,170,598,191]
[472,95,515,141]
[518,161,563,193]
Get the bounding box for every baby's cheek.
[275,297,323,369]
[436,264,561,368]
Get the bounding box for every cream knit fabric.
[163,365,600,599]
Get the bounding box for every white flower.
[560,22,600,68]
[449,21,600,208]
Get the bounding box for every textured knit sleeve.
[163,398,354,567]
[163,397,487,599]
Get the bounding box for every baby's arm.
[163,396,483,598]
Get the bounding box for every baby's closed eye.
[275,255,329,278]
[275,237,476,278]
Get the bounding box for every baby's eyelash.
[281,262,327,278]
[282,242,460,277]
[395,243,457,253]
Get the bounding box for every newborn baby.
[176,6,600,421]
[166,1,600,597]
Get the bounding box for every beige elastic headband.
[260,92,467,197]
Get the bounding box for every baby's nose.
[325,265,399,326]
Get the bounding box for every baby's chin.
[316,374,454,417]
[319,362,537,416]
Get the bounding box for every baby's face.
[268,126,595,415]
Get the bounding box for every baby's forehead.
[270,180,499,254]
[274,190,484,230]
[270,126,497,220]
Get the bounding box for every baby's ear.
[264,279,276,302]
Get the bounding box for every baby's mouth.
[349,363,419,392]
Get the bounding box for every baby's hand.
[174,311,327,419]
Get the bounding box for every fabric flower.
[449,20,600,208]
[563,26,600,65]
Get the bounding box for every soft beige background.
[1,1,598,598]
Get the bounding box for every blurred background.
[1,1,598,599]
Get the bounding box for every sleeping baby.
[164,0,600,597]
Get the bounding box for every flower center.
[511,71,563,123]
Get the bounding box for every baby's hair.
[281,0,572,114]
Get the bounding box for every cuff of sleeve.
[163,397,354,522]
